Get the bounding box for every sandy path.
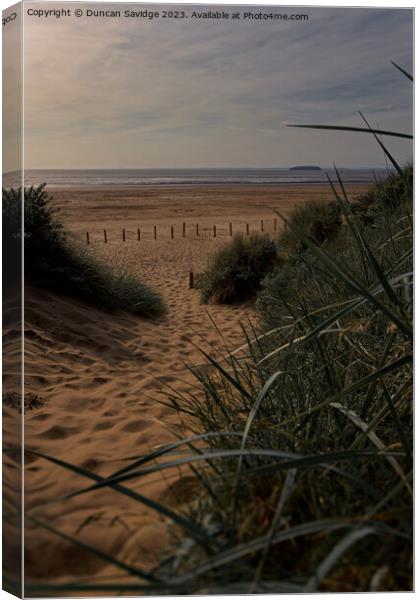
[3,183,369,587]
[22,254,253,583]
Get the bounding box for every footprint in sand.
[30,412,52,422]
[39,424,81,440]
[93,420,115,431]
[121,419,149,433]
[92,376,109,385]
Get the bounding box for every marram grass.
[2,183,166,317]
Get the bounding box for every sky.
[3,3,414,170]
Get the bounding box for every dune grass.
[2,183,166,317]
[159,165,413,592]
[258,163,412,330]
[276,197,342,255]
[198,233,278,304]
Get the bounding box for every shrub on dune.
[2,183,166,317]
[199,233,278,304]
[259,163,412,330]
[278,198,342,254]
[351,163,413,224]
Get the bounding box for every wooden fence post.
[86,232,90,245]
[183,222,186,238]
[103,229,107,243]
[274,218,277,231]
[261,219,264,232]
[229,222,233,236]
[137,228,141,241]
[189,271,194,289]
[246,223,249,236]
[213,225,217,238]
[122,228,126,242]
[196,223,199,237]
[171,226,174,239]
[154,226,157,240]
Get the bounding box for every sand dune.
[3,183,369,587]
[22,283,253,581]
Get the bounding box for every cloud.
[19,3,413,168]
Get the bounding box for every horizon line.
[4,165,394,174]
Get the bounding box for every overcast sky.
[4,3,414,170]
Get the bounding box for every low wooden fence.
[85,218,278,245]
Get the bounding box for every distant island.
[289,165,322,171]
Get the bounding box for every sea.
[3,167,391,188]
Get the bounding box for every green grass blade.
[276,212,412,338]
[231,370,284,532]
[358,112,404,176]
[333,166,409,315]
[286,123,412,139]
[198,347,253,401]
[111,431,244,478]
[294,353,412,429]
[250,468,297,592]
[172,518,383,584]
[70,448,401,493]
[381,381,412,461]
[304,526,376,591]
[330,402,412,495]
[363,471,413,524]
[26,449,219,553]
[391,61,413,81]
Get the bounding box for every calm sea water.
[3,168,389,188]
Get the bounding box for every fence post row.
[87,218,278,244]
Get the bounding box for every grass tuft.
[198,233,278,304]
[278,198,342,255]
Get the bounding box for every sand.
[3,183,369,589]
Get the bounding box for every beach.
[7,182,370,585]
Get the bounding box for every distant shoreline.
[40,179,376,191]
[2,167,389,190]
